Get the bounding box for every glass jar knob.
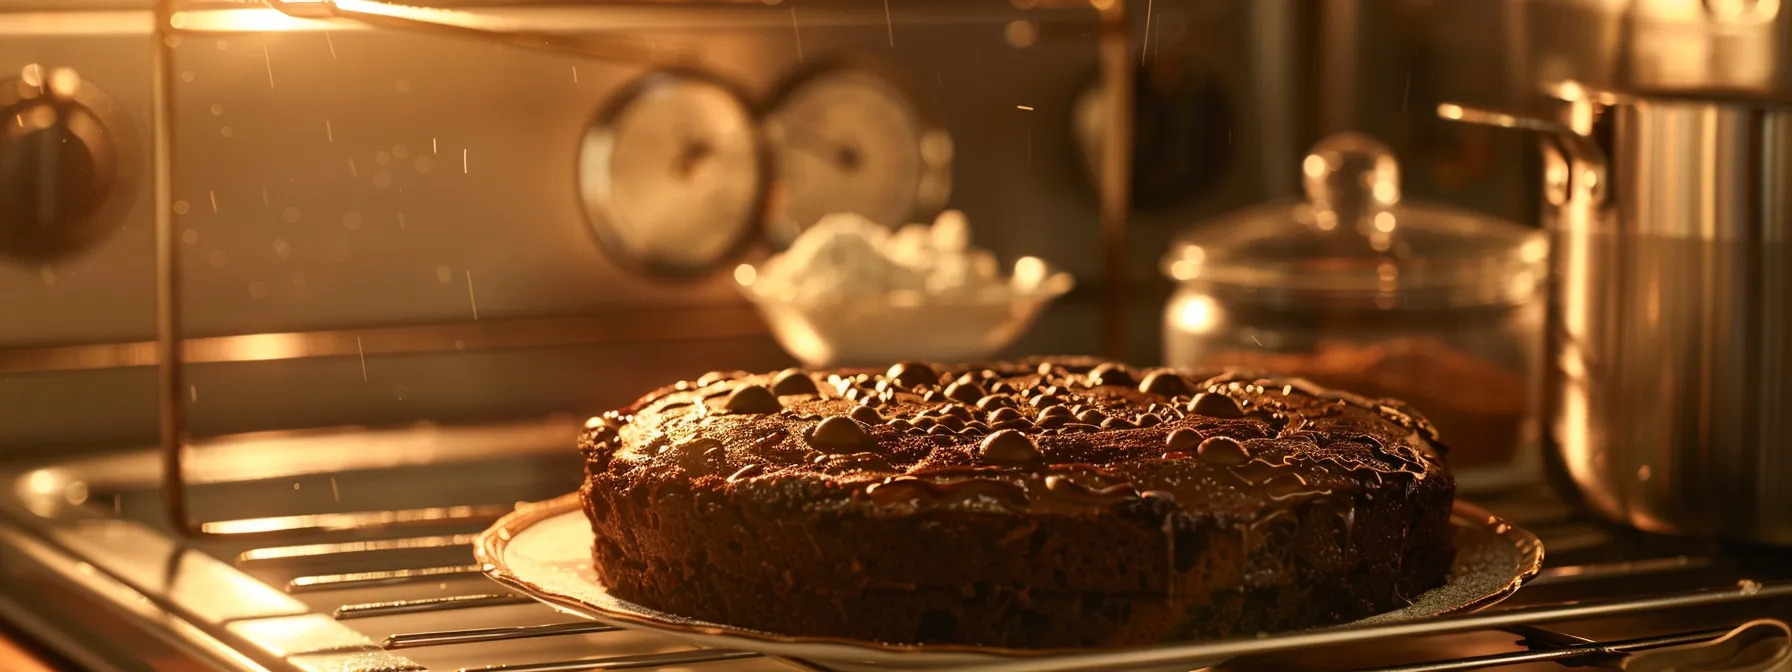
[1301,133,1400,230]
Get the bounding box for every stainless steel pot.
[1442,91,1792,545]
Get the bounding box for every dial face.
[578,72,765,276]
[764,64,950,243]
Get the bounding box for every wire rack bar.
[288,564,484,592]
[333,594,535,619]
[384,622,624,650]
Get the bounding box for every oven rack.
[159,484,1792,671]
[264,557,1792,671]
[3,420,1788,672]
[231,498,1784,670]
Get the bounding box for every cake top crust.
[582,357,1451,523]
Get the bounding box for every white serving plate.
[476,494,1543,672]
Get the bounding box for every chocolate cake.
[578,358,1458,648]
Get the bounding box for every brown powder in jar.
[1209,338,1527,468]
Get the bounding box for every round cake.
[578,358,1457,648]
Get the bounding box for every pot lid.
[1162,133,1547,308]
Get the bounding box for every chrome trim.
[332,594,534,619]
[237,534,476,567]
[288,565,484,593]
[0,307,770,375]
[201,504,513,536]
[383,622,621,650]
[462,650,759,672]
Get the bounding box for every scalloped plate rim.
[476,493,1543,668]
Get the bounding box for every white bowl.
[738,271,1074,368]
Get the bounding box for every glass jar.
[1160,133,1548,492]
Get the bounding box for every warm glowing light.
[25,470,56,496]
[1373,211,1396,233]
[1005,20,1038,49]
[1372,181,1397,205]
[176,8,324,32]
[213,333,310,362]
[1171,294,1220,334]
[732,263,757,287]
[1012,256,1047,288]
[1302,154,1326,178]
[47,68,80,97]
[18,64,42,89]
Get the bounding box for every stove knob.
[0,65,127,263]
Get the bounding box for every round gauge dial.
[578,71,766,277]
[763,60,951,243]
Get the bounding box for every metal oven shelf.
[0,420,1787,672]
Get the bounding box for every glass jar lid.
[1162,133,1547,309]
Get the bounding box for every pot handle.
[1436,103,1609,209]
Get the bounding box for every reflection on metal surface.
[49,520,309,625]
[1559,102,1789,545]
[237,534,476,566]
[1367,625,1759,672]
[223,614,379,658]
[1442,94,1792,546]
[201,504,512,536]
[285,649,426,672]
[168,8,321,33]
[1532,556,1713,586]
[332,594,533,620]
[1095,0,1132,359]
[382,622,620,650]
[468,650,761,672]
[287,564,482,593]
[0,10,151,36]
[264,0,695,66]
[1517,0,1791,103]
[0,308,771,375]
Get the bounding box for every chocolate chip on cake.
[724,384,782,413]
[1165,428,1200,452]
[1196,436,1252,466]
[1139,370,1193,397]
[977,395,1017,411]
[945,381,986,404]
[770,368,819,395]
[848,406,884,425]
[1189,392,1246,419]
[977,429,1043,465]
[987,407,1024,424]
[1101,417,1137,430]
[809,416,871,451]
[887,362,939,389]
[1089,362,1134,387]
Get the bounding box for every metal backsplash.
[0,0,1531,452]
[1,0,1288,451]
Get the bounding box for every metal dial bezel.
[0,68,139,264]
[760,53,953,247]
[575,68,770,280]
